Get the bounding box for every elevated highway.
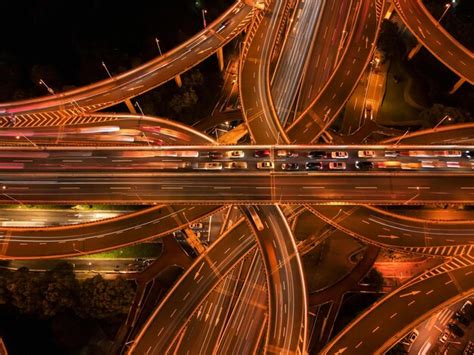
[1,145,474,205]
[307,205,474,256]
[393,0,474,85]
[0,205,223,259]
[322,263,474,354]
[0,2,256,124]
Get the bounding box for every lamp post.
[434,115,452,129]
[438,3,451,23]
[2,186,26,208]
[202,9,208,28]
[155,38,163,56]
[38,79,55,95]
[15,135,40,149]
[101,61,112,78]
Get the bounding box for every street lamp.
[155,38,163,56]
[201,9,208,28]
[15,135,40,149]
[38,79,55,95]
[1,186,26,208]
[438,3,451,23]
[434,115,452,129]
[101,61,113,78]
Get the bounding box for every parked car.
[439,330,450,344]
[453,312,470,326]
[189,223,203,229]
[448,323,465,338]
[401,329,419,346]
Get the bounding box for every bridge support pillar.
[124,99,137,114]
[449,77,465,94]
[174,74,183,88]
[407,43,422,60]
[216,47,225,71]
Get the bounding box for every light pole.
[2,186,27,208]
[434,115,452,129]
[15,135,40,149]
[201,9,208,28]
[438,3,451,23]
[155,38,163,56]
[101,61,112,78]
[38,79,55,95]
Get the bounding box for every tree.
[419,103,470,128]
[77,275,135,319]
[363,268,384,292]
[378,20,405,58]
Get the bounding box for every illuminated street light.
[38,79,55,95]
[434,114,452,129]
[202,9,208,28]
[155,38,163,56]
[15,135,40,149]
[438,3,451,23]
[101,61,113,78]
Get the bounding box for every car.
[257,161,274,169]
[465,150,473,159]
[305,162,323,170]
[277,150,298,158]
[377,161,401,169]
[421,160,446,169]
[439,330,450,344]
[217,19,231,32]
[225,150,245,158]
[454,312,470,326]
[189,223,203,230]
[446,161,461,168]
[358,150,376,158]
[355,161,374,170]
[331,151,348,159]
[435,150,462,157]
[281,163,299,171]
[224,161,248,169]
[254,149,271,158]
[401,329,419,346]
[195,162,222,170]
[401,162,422,170]
[329,162,346,170]
[308,150,326,159]
[385,150,399,157]
[209,151,224,159]
[448,323,465,338]
[254,0,265,10]
[364,104,373,119]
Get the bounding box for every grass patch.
[78,242,162,259]
[379,58,426,126]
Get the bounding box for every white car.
[439,330,450,344]
[225,150,245,158]
[401,329,419,346]
[331,151,348,159]
[189,223,203,229]
[195,162,222,170]
[358,150,376,158]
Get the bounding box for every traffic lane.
[287,0,379,143]
[394,0,474,84]
[176,264,243,354]
[4,174,474,204]
[240,0,289,144]
[242,205,307,354]
[216,254,267,354]
[308,205,474,248]
[129,220,256,354]
[295,0,355,114]
[0,2,253,115]
[323,264,474,354]
[0,205,221,259]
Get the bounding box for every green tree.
[378,20,405,58]
[6,267,43,315]
[77,275,135,319]
[419,103,469,128]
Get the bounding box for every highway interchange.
[0,0,473,354]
